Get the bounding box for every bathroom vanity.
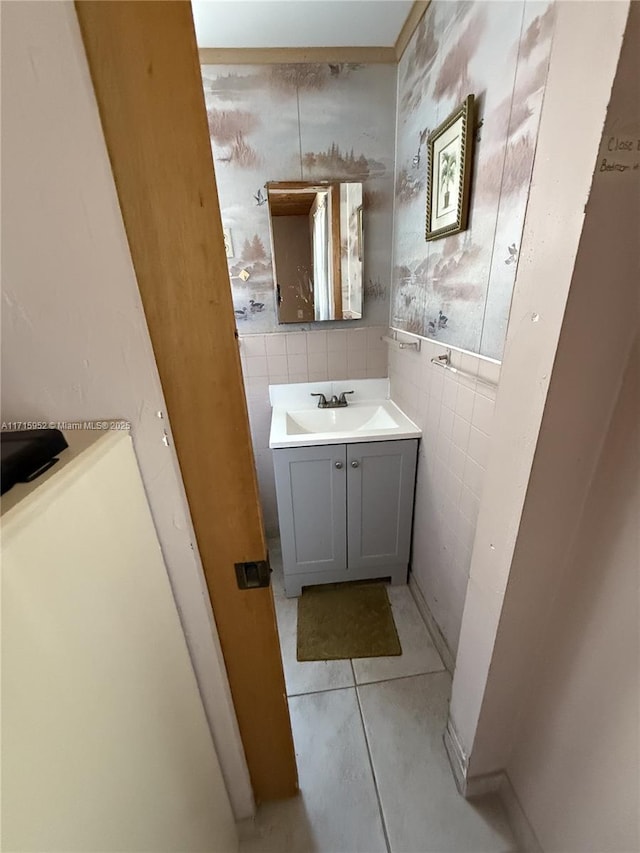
[269,379,421,597]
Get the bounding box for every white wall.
[0,0,252,818]
[389,342,499,656]
[448,0,634,788]
[499,11,640,848]
[507,337,639,853]
[3,433,237,852]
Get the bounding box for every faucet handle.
[338,390,354,405]
[311,392,328,408]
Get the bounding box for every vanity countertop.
[269,379,421,449]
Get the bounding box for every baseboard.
[499,773,543,853]
[466,770,504,798]
[443,717,468,795]
[443,717,542,852]
[408,574,456,673]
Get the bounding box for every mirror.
[267,181,363,324]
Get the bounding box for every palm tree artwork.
[439,150,457,210]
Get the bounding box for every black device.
[1,429,69,496]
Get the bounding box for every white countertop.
[269,379,421,449]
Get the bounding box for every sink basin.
[269,381,421,449]
[285,404,399,436]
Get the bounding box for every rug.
[296,582,402,661]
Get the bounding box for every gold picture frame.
[425,94,475,241]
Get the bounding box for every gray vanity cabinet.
[273,439,418,597]
[272,443,347,578]
[346,441,417,572]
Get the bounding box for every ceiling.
[191,1,415,49]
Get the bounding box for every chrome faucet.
[311,391,354,408]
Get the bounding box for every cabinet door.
[346,439,418,572]
[273,444,347,575]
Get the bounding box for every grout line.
[352,660,392,853]
[285,666,446,699]
[352,666,447,689]
[287,682,355,699]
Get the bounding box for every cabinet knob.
[335,461,343,469]
[351,460,359,468]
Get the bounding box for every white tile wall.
[388,338,500,657]
[239,326,388,536]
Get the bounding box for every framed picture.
[425,94,475,241]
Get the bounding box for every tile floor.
[240,542,517,853]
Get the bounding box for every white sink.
[269,380,421,449]
[285,404,399,436]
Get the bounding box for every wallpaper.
[201,63,397,333]
[392,1,556,360]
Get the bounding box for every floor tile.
[268,539,286,599]
[273,594,355,696]
[358,673,517,853]
[240,688,387,853]
[270,538,354,695]
[352,585,445,685]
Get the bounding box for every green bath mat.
[296,582,402,661]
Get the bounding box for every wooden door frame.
[75,0,297,802]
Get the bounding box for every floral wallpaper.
[392,1,556,360]
[201,63,397,333]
